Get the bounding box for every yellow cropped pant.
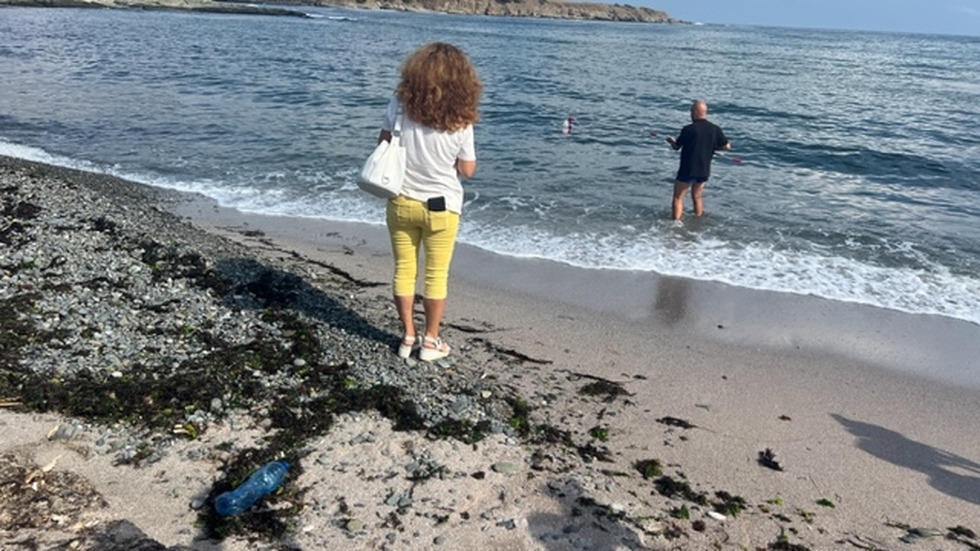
[386,196,460,300]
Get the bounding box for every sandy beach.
[2,156,978,550]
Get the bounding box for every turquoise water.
[1,7,979,324]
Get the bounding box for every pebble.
[490,461,521,475]
[345,519,364,533]
[47,423,78,441]
[707,511,727,521]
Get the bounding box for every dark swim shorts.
[678,177,708,185]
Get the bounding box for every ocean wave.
[459,223,980,326]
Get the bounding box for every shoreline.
[169,191,980,391]
[2,155,979,550]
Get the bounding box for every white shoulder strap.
[392,105,403,137]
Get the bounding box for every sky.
[646,0,980,37]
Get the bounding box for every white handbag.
[357,108,405,199]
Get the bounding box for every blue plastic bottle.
[215,461,289,516]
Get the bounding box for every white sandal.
[418,336,450,362]
[397,335,419,359]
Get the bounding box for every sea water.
[1,7,978,325]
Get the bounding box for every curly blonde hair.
[396,43,482,133]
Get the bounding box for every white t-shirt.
[382,98,475,214]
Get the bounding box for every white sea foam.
[0,141,93,172]
[0,139,253,203]
[459,223,980,326]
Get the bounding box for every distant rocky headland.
[313,0,676,23]
[0,0,678,23]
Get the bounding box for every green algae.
[530,423,574,447]
[0,195,40,247]
[0,293,59,399]
[578,378,630,402]
[652,475,707,505]
[768,533,812,551]
[576,442,613,463]
[634,458,663,479]
[505,396,532,436]
[589,425,609,441]
[712,490,748,517]
[949,525,977,539]
[668,505,690,519]
[428,418,493,444]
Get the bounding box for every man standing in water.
[666,100,731,220]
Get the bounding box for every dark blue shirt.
[675,119,728,181]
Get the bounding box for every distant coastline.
[0,0,312,17]
[0,0,679,23]
[308,0,676,23]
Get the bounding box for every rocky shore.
[0,157,532,547]
[2,155,978,550]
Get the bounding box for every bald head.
[690,100,708,121]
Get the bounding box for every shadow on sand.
[832,414,980,506]
[216,256,395,346]
[527,478,646,550]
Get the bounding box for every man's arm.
[665,136,681,150]
[716,127,731,151]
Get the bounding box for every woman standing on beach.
[378,42,482,362]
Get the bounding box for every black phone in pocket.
[427,196,446,212]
